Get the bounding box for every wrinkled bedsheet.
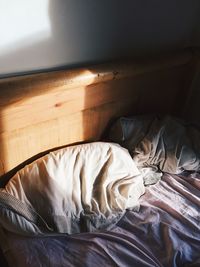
[2,172,200,267]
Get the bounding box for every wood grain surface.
[0,50,195,177]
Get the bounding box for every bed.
[0,49,199,267]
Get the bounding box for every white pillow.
[0,142,145,234]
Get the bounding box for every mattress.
[1,171,200,267]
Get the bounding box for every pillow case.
[0,142,145,236]
[108,115,200,174]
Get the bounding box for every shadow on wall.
[0,0,123,76]
[183,60,200,124]
[0,0,200,77]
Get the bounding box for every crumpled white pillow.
[109,116,200,174]
[0,142,145,235]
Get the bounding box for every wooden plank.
[0,78,138,133]
[0,65,191,134]
[0,50,192,105]
[0,99,137,174]
[0,50,195,177]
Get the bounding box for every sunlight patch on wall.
[0,0,51,55]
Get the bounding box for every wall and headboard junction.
[0,1,199,179]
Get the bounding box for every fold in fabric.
[109,115,200,174]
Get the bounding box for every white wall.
[0,0,200,76]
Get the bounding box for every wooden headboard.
[0,50,196,178]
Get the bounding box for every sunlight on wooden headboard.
[0,50,195,178]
